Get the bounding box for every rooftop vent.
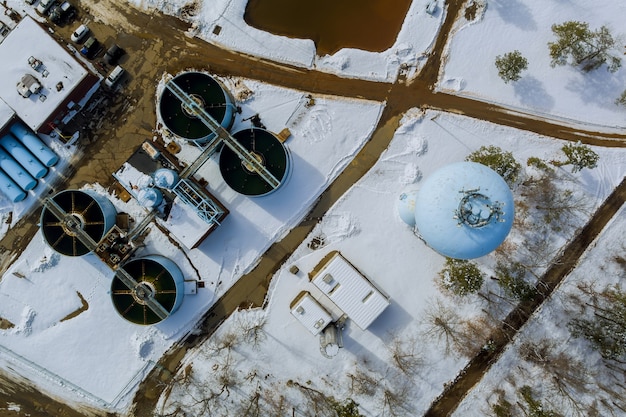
[28,56,42,71]
[16,74,42,98]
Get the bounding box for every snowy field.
[157,109,626,416]
[0,0,624,415]
[441,0,626,128]
[126,0,445,82]
[0,80,382,409]
[453,205,626,417]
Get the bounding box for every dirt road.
[0,0,624,415]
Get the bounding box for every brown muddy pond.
[244,0,413,56]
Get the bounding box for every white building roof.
[162,196,215,249]
[311,252,389,330]
[0,16,89,132]
[413,161,514,259]
[0,98,14,130]
[290,292,333,336]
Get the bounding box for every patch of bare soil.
[60,292,89,322]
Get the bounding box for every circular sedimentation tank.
[159,72,235,143]
[40,190,117,257]
[413,162,514,260]
[219,128,290,196]
[110,255,184,325]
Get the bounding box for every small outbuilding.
[289,291,333,336]
[309,251,389,330]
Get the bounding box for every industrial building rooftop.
[0,16,97,134]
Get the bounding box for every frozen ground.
[441,0,626,128]
[157,109,626,416]
[0,79,382,410]
[453,204,626,417]
[0,0,624,415]
[126,0,445,82]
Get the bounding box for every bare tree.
[423,299,463,355]
[290,381,337,417]
[236,311,268,349]
[380,379,412,417]
[387,334,424,376]
[348,368,379,396]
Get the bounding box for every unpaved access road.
[0,0,624,416]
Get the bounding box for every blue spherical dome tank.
[153,168,179,190]
[397,188,419,227]
[413,162,514,260]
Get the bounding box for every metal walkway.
[165,79,281,189]
[172,178,225,225]
[43,198,169,321]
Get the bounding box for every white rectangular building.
[0,16,98,134]
[289,291,333,336]
[309,251,390,330]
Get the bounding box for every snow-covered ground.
[126,0,445,82]
[453,204,626,417]
[0,80,382,409]
[0,0,624,415]
[157,109,626,416]
[441,0,626,128]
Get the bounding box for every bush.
[554,142,599,173]
[495,50,528,83]
[439,258,485,296]
[466,145,521,186]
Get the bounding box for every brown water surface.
[244,0,413,56]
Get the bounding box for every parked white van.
[104,65,125,88]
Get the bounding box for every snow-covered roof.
[289,291,333,335]
[0,16,89,132]
[0,98,14,130]
[161,196,215,249]
[413,161,514,259]
[310,251,389,330]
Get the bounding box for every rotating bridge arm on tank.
[43,197,100,250]
[165,79,280,189]
[43,197,169,321]
[113,268,170,320]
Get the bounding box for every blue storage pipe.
[0,148,37,191]
[0,135,48,179]
[0,169,27,203]
[9,122,59,167]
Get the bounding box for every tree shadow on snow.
[490,0,537,31]
[513,76,555,112]
[565,67,626,110]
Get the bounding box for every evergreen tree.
[548,21,621,72]
[466,145,521,186]
[439,258,485,296]
[494,261,537,302]
[554,142,599,173]
[495,50,528,83]
[569,285,626,360]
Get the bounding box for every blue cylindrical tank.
[9,122,59,167]
[0,169,27,203]
[153,168,179,190]
[137,187,163,208]
[0,148,37,191]
[0,135,48,179]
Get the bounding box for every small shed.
[309,251,389,330]
[290,291,333,336]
